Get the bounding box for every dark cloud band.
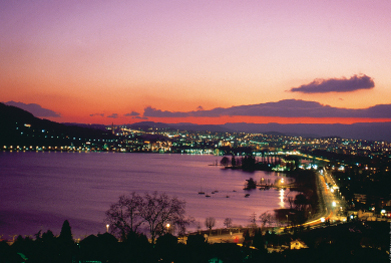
[107,113,119,119]
[90,113,104,117]
[144,99,391,119]
[290,74,374,93]
[124,111,140,117]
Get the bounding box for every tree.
[231,155,236,167]
[249,213,257,229]
[241,154,256,170]
[205,217,215,231]
[59,220,73,243]
[244,178,257,190]
[220,156,230,167]
[294,193,309,211]
[105,193,144,239]
[259,212,274,229]
[141,192,188,244]
[223,218,232,229]
[105,191,189,244]
[252,228,266,251]
[58,220,75,263]
[155,234,178,262]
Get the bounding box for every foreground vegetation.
[1,220,388,263]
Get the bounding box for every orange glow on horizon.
[144,116,391,125]
[53,115,391,126]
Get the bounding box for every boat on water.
[205,194,211,198]
[244,193,250,198]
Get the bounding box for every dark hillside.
[0,103,115,148]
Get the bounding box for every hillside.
[0,103,115,147]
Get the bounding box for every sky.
[1,0,391,125]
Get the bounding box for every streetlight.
[106,224,110,233]
[166,223,170,234]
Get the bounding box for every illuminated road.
[301,168,346,228]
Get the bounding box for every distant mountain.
[2,102,391,143]
[0,103,115,146]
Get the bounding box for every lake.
[0,152,293,239]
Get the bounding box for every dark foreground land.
[1,220,389,263]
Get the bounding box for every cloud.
[143,99,391,118]
[290,74,375,93]
[5,101,61,117]
[107,113,119,119]
[132,116,148,120]
[90,113,105,117]
[144,107,190,118]
[124,111,140,117]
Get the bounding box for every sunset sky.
[1,0,391,125]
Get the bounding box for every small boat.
[226,195,230,198]
[198,187,205,195]
[245,194,250,198]
[205,194,211,198]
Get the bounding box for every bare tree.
[205,217,216,231]
[105,191,189,243]
[141,192,188,243]
[249,212,257,229]
[259,212,274,229]
[105,193,144,239]
[223,218,232,229]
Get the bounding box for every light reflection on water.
[0,152,296,239]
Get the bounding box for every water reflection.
[279,188,285,208]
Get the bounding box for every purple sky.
[1,0,391,124]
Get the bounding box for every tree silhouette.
[220,156,230,167]
[249,213,257,229]
[205,217,216,231]
[294,193,309,211]
[59,220,73,243]
[105,192,144,239]
[155,234,178,262]
[244,178,257,190]
[223,218,233,229]
[106,191,189,243]
[231,155,236,167]
[58,220,75,263]
[142,192,188,244]
[259,212,274,229]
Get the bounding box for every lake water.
[0,152,293,239]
